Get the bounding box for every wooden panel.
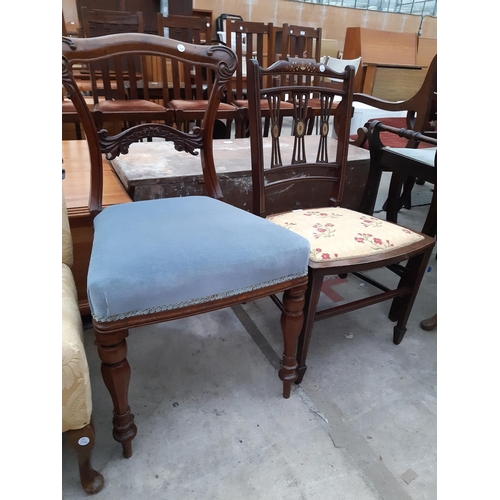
[344,27,423,94]
[370,66,426,101]
[109,138,370,211]
[168,0,192,16]
[344,27,418,66]
[76,0,160,34]
[417,37,437,67]
[321,38,339,59]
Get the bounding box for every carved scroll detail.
[62,36,77,50]
[98,125,204,160]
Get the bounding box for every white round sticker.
[78,437,90,446]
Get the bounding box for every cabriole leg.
[66,422,104,494]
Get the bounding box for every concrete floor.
[62,176,437,499]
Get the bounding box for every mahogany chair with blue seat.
[246,57,436,385]
[63,33,310,458]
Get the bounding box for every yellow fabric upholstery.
[62,189,92,433]
[62,190,73,268]
[62,263,92,432]
[267,207,424,263]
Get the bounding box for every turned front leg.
[95,328,137,458]
[279,283,307,398]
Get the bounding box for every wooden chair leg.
[66,422,104,494]
[420,313,437,331]
[389,247,434,344]
[279,283,307,398]
[358,156,384,216]
[400,176,416,210]
[95,327,137,458]
[295,271,323,385]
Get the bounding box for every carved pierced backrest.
[80,7,146,104]
[157,14,214,101]
[246,58,355,217]
[62,33,237,215]
[225,20,274,102]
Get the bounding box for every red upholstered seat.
[234,99,294,110]
[95,99,167,113]
[167,100,238,112]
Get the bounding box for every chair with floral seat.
[246,57,436,384]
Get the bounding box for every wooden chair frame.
[63,33,308,459]
[280,24,322,62]
[80,7,170,131]
[157,13,245,137]
[225,20,278,137]
[246,57,436,385]
[349,55,437,215]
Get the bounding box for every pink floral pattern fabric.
[267,207,424,263]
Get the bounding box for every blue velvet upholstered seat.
[87,196,311,322]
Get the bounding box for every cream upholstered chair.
[62,191,104,494]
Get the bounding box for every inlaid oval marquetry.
[296,120,305,137]
[322,121,329,136]
[272,124,280,139]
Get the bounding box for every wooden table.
[380,147,437,233]
[62,140,132,315]
[63,136,370,314]
[110,136,371,211]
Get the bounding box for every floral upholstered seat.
[268,207,423,263]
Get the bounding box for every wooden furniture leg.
[295,270,323,385]
[94,327,137,458]
[420,313,437,331]
[279,284,307,398]
[389,246,434,344]
[66,422,104,494]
